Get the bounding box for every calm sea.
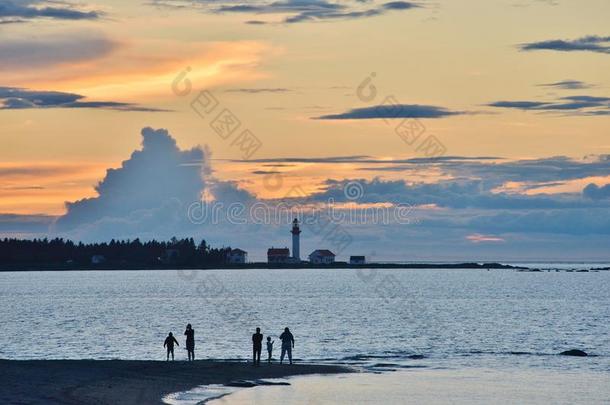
[1,266,609,403]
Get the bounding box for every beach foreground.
[209,367,610,405]
[0,360,351,405]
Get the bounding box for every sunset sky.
[1,0,609,260]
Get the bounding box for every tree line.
[0,237,233,267]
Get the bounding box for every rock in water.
[559,349,588,357]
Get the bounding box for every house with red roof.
[308,249,336,265]
[267,247,290,264]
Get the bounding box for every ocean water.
[1,267,609,403]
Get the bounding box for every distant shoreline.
[0,359,351,405]
[0,262,531,272]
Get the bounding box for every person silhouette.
[184,324,195,361]
[252,327,263,366]
[279,327,294,365]
[266,336,274,364]
[164,332,179,361]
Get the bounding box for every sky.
[0,0,609,261]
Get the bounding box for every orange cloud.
[214,159,448,200]
[3,35,276,103]
[0,162,106,214]
[466,233,505,243]
[492,176,610,195]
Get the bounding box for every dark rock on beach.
[226,379,291,388]
[559,349,588,357]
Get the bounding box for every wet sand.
[0,360,351,404]
[210,368,610,405]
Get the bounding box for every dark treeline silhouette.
[0,237,232,268]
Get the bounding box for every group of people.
[163,324,196,361]
[163,325,295,365]
[252,327,295,366]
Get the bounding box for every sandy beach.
[0,360,351,405]
[209,367,610,405]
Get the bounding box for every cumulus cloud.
[314,104,464,120]
[583,183,610,200]
[209,180,256,204]
[149,0,421,24]
[519,35,610,54]
[0,0,101,23]
[48,127,261,242]
[54,128,206,235]
[0,87,167,111]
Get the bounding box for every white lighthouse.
[291,218,301,261]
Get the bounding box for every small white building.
[308,249,336,265]
[350,256,366,265]
[227,248,247,264]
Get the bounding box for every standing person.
[279,327,295,365]
[266,336,274,364]
[164,332,179,361]
[252,327,263,366]
[184,324,195,361]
